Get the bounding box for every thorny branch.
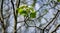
[42,10,60,33]
[51,24,60,33]
[11,0,20,33]
[0,0,6,33]
[11,0,17,33]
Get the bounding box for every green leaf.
[20,11,27,16]
[29,7,34,11]
[57,0,60,2]
[18,9,23,14]
[30,11,36,18]
[17,5,36,18]
[18,9,27,16]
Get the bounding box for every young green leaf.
[17,5,36,18]
[57,0,60,2]
[30,11,36,18]
[18,8,27,16]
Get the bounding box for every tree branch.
[51,24,60,33]
[42,10,60,33]
[0,0,6,33]
[11,0,17,33]
[11,0,20,33]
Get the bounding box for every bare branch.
[42,10,60,33]
[0,0,6,33]
[11,0,17,33]
[51,24,60,33]
[11,0,20,33]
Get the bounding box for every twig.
[51,24,60,33]
[42,10,60,33]
[0,0,6,33]
[11,0,17,33]
[11,0,20,33]
[28,26,42,30]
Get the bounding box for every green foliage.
[17,5,36,18]
[57,0,60,2]
[18,8,27,16]
[30,11,36,18]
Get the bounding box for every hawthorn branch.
[11,0,17,33]
[11,0,20,33]
[16,0,20,8]
[51,24,60,33]
[42,10,60,33]
[0,0,6,33]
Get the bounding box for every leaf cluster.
[17,5,36,18]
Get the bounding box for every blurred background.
[0,0,60,33]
